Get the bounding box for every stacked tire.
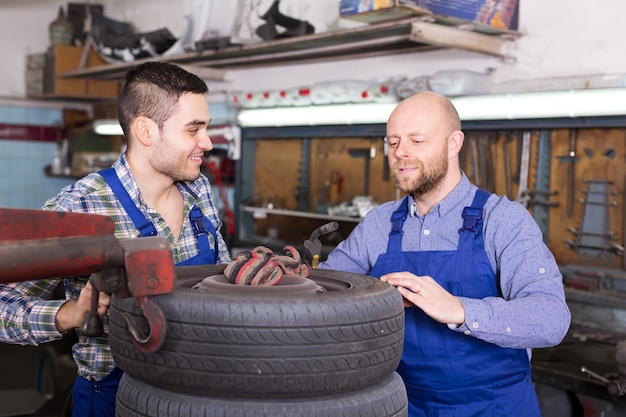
[109,265,407,417]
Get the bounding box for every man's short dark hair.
[117,62,208,139]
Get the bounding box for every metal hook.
[122,295,167,353]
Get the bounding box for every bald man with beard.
[320,91,570,417]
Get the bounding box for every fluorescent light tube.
[94,119,123,136]
[237,103,397,127]
[237,88,626,127]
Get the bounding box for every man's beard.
[151,135,199,182]
[391,151,448,197]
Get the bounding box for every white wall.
[1,0,626,99]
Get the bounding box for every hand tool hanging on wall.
[512,130,522,186]
[567,129,578,217]
[469,134,481,187]
[527,130,558,242]
[297,138,311,211]
[564,179,621,257]
[478,133,496,192]
[477,133,488,190]
[502,131,515,199]
[515,131,532,207]
[623,173,626,271]
[558,129,579,218]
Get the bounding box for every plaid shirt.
[0,152,231,380]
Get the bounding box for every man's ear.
[449,130,464,157]
[132,116,155,147]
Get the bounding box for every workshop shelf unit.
[53,17,518,83]
[41,16,521,253]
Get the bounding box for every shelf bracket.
[409,20,514,60]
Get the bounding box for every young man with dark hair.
[0,61,231,416]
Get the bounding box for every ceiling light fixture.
[237,103,396,127]
[237,88,626,127]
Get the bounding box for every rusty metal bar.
[0,235,124,283]
[0,208,115,240]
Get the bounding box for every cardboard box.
[52,44,119,98]
[340,0,519,32]
[339,0,431,24]
[425,0,519,32]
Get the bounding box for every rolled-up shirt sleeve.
[451,199,571,349]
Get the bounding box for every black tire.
[115,371,408,417]
[109,265,404,398]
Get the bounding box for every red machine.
[0,208,176,353]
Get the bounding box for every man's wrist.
[55,300,78,333]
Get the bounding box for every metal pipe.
[0,235,124,283]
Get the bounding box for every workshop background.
[2,0,626,416]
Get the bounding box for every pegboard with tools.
[460,128,626,270]
[236,125,626,273]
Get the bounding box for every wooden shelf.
[57,17,518,82]
[27,45,119,101]
[27,93,116,103]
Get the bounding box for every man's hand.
[381,272,465,326]
[55,281,111,333]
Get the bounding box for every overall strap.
[387,195,410,253]
[457,188,491,251]
[188,205,214,255]
[99,167,157,237]
[179,182,219,258]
